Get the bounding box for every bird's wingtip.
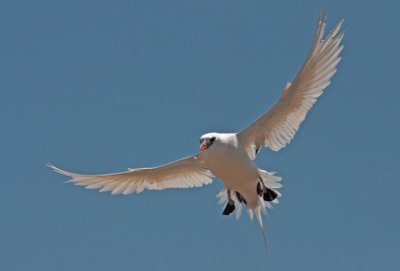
[317,8,328,23]
[47,163,73,177]
[47,162,59,171]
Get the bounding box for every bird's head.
[199,133,218,151]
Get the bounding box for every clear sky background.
[1,1,399,270]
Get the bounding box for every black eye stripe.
[200,137,216,144]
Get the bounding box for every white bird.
[49,12,344,239]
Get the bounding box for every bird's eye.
[210,137,216,143]
[199,139,202,144]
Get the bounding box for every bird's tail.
[216,169,282,220]
[253,204,268,252]
[216,169,282,250]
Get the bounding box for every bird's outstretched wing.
[48,155,213,195]
[238,13,344,160]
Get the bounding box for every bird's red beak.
[200,143,209,151]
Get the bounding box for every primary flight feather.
[49,12,344,233]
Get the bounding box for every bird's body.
[199,133,260,208]
[49,12,344,234]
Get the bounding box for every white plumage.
[49,12,344,232]
[48,155,213,195]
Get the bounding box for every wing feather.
[48,155,214,195]
[238,13,344,159]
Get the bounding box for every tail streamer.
[258,222,268,253]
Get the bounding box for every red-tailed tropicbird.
[49,12,344,242]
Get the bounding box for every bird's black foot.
[222,202,235,216]
[263,188,278,202]
[235,191,247,204]
[257,181,278,202]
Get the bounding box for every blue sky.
[1,1,399,270]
